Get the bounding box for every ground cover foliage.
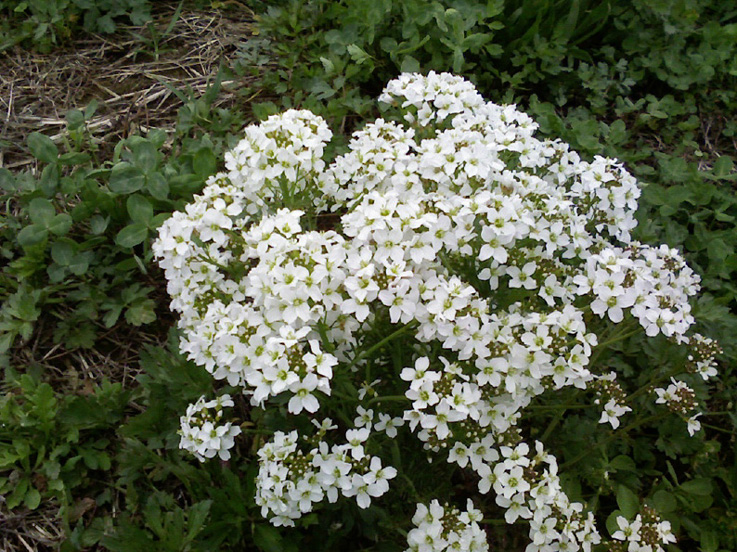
[0,0,735,550]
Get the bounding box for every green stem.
[541,408,566,441]
[701,423,734,434]
[345,322,417,372]
[595,324,642,350]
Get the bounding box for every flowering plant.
[153,72,720,551]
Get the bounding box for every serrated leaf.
[124,299,156,326]
[109,163,145,194]
[28,132,58,163]
[115,224,148,248]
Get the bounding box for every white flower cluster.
[254,420,396,527]
[153,71,718,550]
[463,441,601,551]
[224,109,332,213]
[405,499,488,552]
[593,372,632,430]
[685,332,721,380]
[609,510,676,552]
[654,378,702,435]
[178,395,241,461]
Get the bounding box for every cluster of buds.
[178,395,241,461]
[653,378,702,435]
[685,332,721,380]
[405,499,488,552]
[593,372,631,429]
[605,507,676,552]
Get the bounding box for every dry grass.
[0,2,256,170]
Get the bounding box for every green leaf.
[29,198,55,226]
[616,485,639,518]
[253,524,284,552]
[125,299,156,326]
[59,152,91,166]
[109,163,145,194]
[115,224,148,248]
[185,500,212,541]
[146,172,169,200]
[51,240,77,266]
[48,214,73,236]
[193,149,216,178]
[17,224,48,247]
[24,487,41,510]
[28,132,58,163]
[400,55,420,73]
[652,490,676,513]
[609,455,636,472]
[89,215,109,235]
[713,155,733,177]
[680,478,712,496]
[132,141,158,173]
[127,194,154,225]
[700,529,719,552]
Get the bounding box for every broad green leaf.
[193,149,216,178]
[59,152,91,166]
[616,485,639,518]
[125,299,156,326]
[51,240,77,266]
[17,224,48,247]
[253,524,284,552]
[48,214,73,236]
[701,530,719,552]
[89,215,109,235]
[146,172,169,200]
[29,198,55,226]
[115,224,148,248]
[28,132,58,163]
[127,194,154,225]
[24,487,41,510]
[680,478,712,496]
[109,163,145,194]
[652,490,676,513]
[0,167,16,191]
[609,455,636,472]
[132,141,158,173]
[713,155,733,177]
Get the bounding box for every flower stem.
[346,322,418,372]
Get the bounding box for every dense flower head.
[154,72,719,551]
